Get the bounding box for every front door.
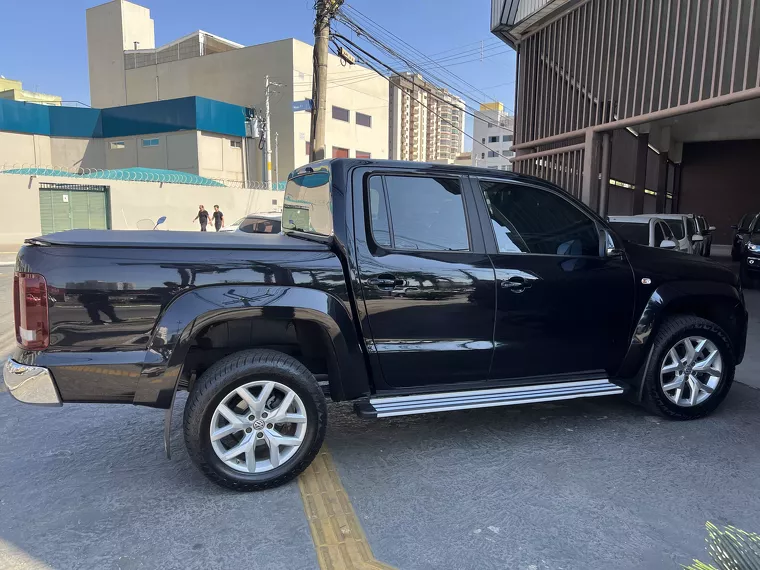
[474,177,635,381]
[353,171,496,389]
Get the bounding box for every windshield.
[610,222,649,245]
[665,219,686,240]
[283,170,332,236]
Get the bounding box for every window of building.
[480,180,600,256]
[487,122,494,128]
[503,134,513,143]
[488,136,499,143]
[481,138,485,144]
[110,141,125,150]
[368,175,470,251]
[272,199,278,206]
[356,151,371,159]
[305,141,312,157]
[332,146,349,158]
[141,138,160,148]
[481,153,485,159]
[230,140,242,148]
[332,106,350,122]
[488,151,499,158]
[356,112,372,127]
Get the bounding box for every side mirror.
[708,226,716,232]
[691,234,704,242]
[153,216,167,230]
[600,228,624,258]
[659,239,677,249]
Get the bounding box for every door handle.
[500,276,535,293]
[366,275,402,290]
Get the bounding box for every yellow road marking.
[299,447,396,570]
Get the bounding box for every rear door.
[352,170,496,389]
[473,177,635,381]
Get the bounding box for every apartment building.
[0,77,62,106]
[471,102,514,170]
[86,0,389,180]
[388,72,466,162]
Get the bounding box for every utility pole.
[274,132,279,187]
[310,0,343,162]
[264,75,272,187]
[264,76,282,187]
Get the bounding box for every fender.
[616,280,746,400]
[133,284,371,409]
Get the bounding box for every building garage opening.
[39,183,111,235]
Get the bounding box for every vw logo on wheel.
[252,419,266,430]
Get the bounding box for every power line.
[426,38,503,58]
[331,36,513,162]
[338,4,514,113]
[333,34,514,136]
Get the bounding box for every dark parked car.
[6,159,747,492]
[695,215,715,257]
[732,212,758,261]
[739,213,760,287]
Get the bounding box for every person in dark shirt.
[212,205,224,231]
[193,205,210,231]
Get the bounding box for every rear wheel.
[643,316,735,420]
[183,349,327,491]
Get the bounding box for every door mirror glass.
[601,228,624,257]
[660,239,677,249]
[691,234,704,242]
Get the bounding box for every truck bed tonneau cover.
[27,230,329,251]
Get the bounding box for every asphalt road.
[1,261,759,570]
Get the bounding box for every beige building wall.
[0,132,51,167]
[196,132,244,181]
[118,38,387,178]
[0,172,283,245]
[50,138,105,169]
[87,0,155,108]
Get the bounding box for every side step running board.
[355,379,624,418]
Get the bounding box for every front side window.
[368,175,469,251]
[687,218,697,237]
[654,222,665,244]
[481,181,600,256]
[666,220,686,240]
[610,222,649,246]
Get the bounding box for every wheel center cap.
[252,419,265,430]
[684,365,693,375]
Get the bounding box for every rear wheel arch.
[134,285,371,408]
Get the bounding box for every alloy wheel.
[210,381,307,473]
[659,336,723,407]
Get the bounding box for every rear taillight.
[13,272,49,350]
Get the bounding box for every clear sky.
[0,0,516,145]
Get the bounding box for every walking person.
[212,205,224,232]
[193,205,210,231]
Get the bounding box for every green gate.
[39,183,111,235]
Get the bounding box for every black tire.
[183,349,327,491]
[642,315,735,420]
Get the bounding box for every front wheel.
[643,316,735,420]
[183,349,327,491]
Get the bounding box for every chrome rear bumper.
[3,358,62,406]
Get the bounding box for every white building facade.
[471,102,514,171]
[389,73,465,162]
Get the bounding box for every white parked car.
[219,212,282,234]
[637,213,703,254]
[608,215,681,251]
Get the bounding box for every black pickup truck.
[6,159,747,491]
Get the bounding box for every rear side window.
[480,181,600,256]
[367,175,469,251]
[687,218,697,237]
